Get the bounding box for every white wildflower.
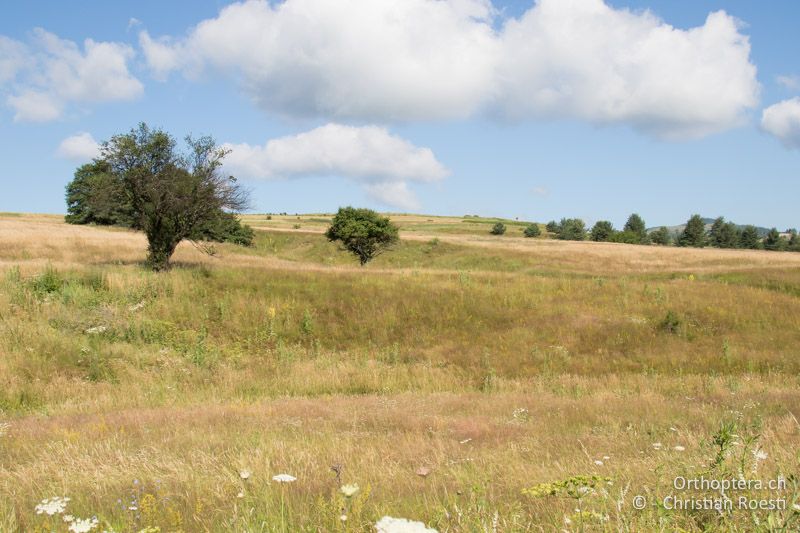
[35,497,70,515]
[237,491,244,498]
[603,456,610,460]
[128,301,145,312]
[340,514,348,522]
[68,516,99,533]
[674,446,686,452]
[84,325,107,335]
[0,421,9,437]
[272,473,296,483]
[793,503,800,511]
[753,449,768,461]
[375,516,438,533]
[63,515,74,522]
[239,469,251,480]
[652,442,663,450]
[459,438,472,445]
[594,460,604,466]
[340,484,360,497]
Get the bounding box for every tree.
[556,218,586,241]
[623,213,648,244]
[708,217,725,246]
[651,226,671,245]
[65,160,134,227]
[716,222,741,249]
[545,220,560,234]
[739,225,761,249]
[325,207,399,265]
[763,228,787,251]
[590,220,615,242]
[490,222,506,235]
[99,123,251,270]
[523,224,540,238]
[678,214,707,248]
[788,230,800,252]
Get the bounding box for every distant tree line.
[537,213,800,252]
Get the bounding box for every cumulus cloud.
[140,0,759,139]
[761,98,800,150]
[222,123,449,210]
[57,132,101,160]
[2,28,143,121]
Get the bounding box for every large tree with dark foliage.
[325,207,399,265]
[66,123,252,271]
[590,220,615,242]
[623,213,649,244]
[678,214,707,248]
[739,225,761,249]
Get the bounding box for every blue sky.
[1,0,798,229]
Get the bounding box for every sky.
[0,0,798,229]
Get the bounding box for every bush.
[490,222,506,235]
[325,207,399,265]
[523,224,540,238]
[659,310,682,334]
[650,226,671,245]
[590,221,614,242]
[556,218,586,241]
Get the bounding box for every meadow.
[0,213,799,532]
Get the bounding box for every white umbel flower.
[375,516,438,532]
[272,473,296,483]
[35,497,70,515]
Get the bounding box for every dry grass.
[1,213,799,531]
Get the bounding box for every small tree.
[623,213,648,244]
[490,222,506,235]
[545,220,560,234]
[740,225,761,249]
[678,214,707,248]
[788,230,800,252]
[100,123,251,270]
[650,226,672,246]
[763,228,787,251]
[523,224,541,238]
[325,207,399,265]
[590,220,615,242]
[557,218,586,241]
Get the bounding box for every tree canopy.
[66,123,252,270]
[325,207,399,265]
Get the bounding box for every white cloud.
[57,132,101,160]
[2,28,143,122]
[140,0,759,139]
[0,35,26,83]
[776,75,800,91]
[761,98,800,150]
[222,123,449,210]
[7,90,61,122]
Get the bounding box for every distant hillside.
[648,217,771,238]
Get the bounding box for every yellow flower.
[268,307,277,320]
[688,274,695,281]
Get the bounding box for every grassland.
[0,213,799,532]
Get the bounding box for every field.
[1,213,799,532]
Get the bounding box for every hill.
[1,212,799,531]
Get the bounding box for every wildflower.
[85,325,107,335]
[652,442,663,450]
[603,456,610,460]
[793,503,800,511]
[340,484,360,497]
[340,514,348,522]
[375,516,438,533]
[0,421,10,437]
[128,301,145,312]
[239,469,251,480]
[753,449,768,461]
[674,445,686,452]
[237,491,244,498]
[272,473,296,483]
[268,307,277,320]
[35,496,70,515]
[63,515,74,522]
[68,517,99,532]
[459,438,472,445]
[688,274,695,281]
[594,460,604,466]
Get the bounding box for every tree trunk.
[146,236,179,271]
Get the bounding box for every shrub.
[490,222,506,235]
[650,226,671,245]
[556,218,586,241]
[325,207,399,265]
[523,224,540,238]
